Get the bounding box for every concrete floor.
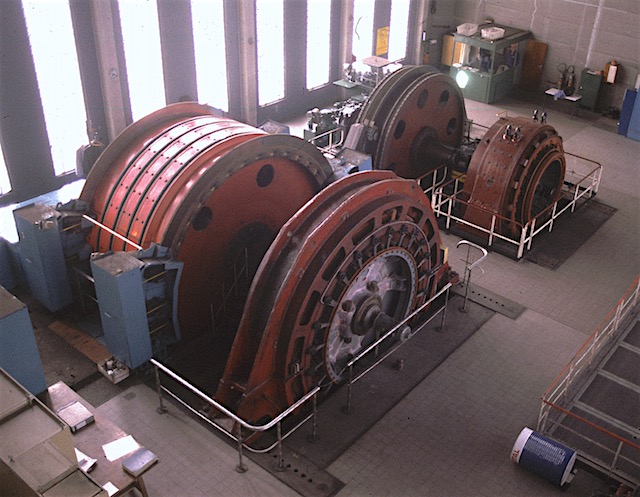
[6,90,640,497]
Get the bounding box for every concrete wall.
[453,0,640,110]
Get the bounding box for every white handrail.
[430,155,603,259]
[150,358,320,473]
[536,276,640,486]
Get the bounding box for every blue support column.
[0,287,47,395]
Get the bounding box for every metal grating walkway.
[543,318,640,486]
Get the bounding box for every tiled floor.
[97,385,300,497]
[84,95,639,496]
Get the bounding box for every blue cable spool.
[511,427,577,486]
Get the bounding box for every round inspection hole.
[439,90,450,107]
[394,120,406,140]
[417,90,428,109]
[192,206,212,231]
[446,118,457,135]
[257,163,275,188]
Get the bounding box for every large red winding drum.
[81,103,333,337]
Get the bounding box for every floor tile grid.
[443,192,640,336]
[97,385,301,497]
[328,310,601,497]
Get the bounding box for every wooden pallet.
[48,320,111,364]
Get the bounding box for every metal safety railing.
[150,358,320,473]
[341,280,454,413]
[455,240,488,313]
[537,276,640,485]
[151,276,463,470]
[538,276,640,425]
[419,165,452,198]
[430,154,603,259]
[308,126,346,154]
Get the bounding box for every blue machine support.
[0,238,18,291]
[13,204,73,312]
[12,201,93,313]
[91,245,183,369]
[0,286,47,395]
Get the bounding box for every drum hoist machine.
[15,66,566,425]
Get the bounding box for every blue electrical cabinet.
[618,88,637,136]
[13,204,73,312]
[0,286,47,395]
[626,89,640,142]
[91,247,183,369]
[0,238,18,291]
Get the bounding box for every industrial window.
[256,0,285,105]
[191,0,229,113]
[388,0,410,61]
[118,0,166,121]
[22,0,87,177]
[352,0,375,63]
[306,0,331,90]
[0,145,10,196]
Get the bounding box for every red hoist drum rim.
[216,170,449,422]
[356,66,466,178]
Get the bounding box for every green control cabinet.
[578,69,602,111]
[446,24,530,104]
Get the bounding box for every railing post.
[593,167,601,195]
[436,287,450,330]
[460,278,471,314]
[517,224,527,259]
[589,330,599,367]
[154,363,167,414]
[537,403,546,432]
[549,202,557,232]
[610,440,624,476]
[235,424,248,473]
[308,392,318,443]
[456,240,488,311]
[446,190,453,230]
[527,218,536,250]
[613,301,623,334]
[430,187,438,211]
[564,365,573,401]
[274,422,286,471]
[343,365,354,414]
[488,215,496,246]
